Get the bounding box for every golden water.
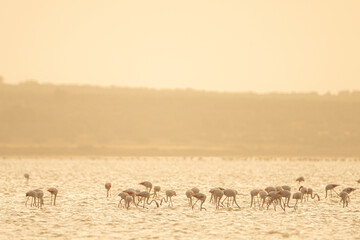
[1,157,360,239]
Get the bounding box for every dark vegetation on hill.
[1,80,359,156]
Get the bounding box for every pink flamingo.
[192,193,207,211]
[25,190,36,207]
[47,188,58,206]
[153,186,161,199]
[211,189,224,209]
[118,192,129,208]
[24,173,29,184]
[339,191,350,207]
[250,189,260,207]
[160,190,176,207]
[325,184,339,198]
[221,189,240,208]
[105,183,111,198]
[139,181,153,193]
[292,192,302,210]
[136,191,159,208]
[186,190,194,207]
[296,176,305,184]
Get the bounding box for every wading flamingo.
[292,192,302,210]
[25,190,36,207]
[299,186,308,202]
[279,190,292,209]
[24,173,29,183]
[266,191,284,211]
[105,183,111,198]
[153,186,161,199]
[222,189,240,208]
[339,191,350,207]
[259,190,268,207]
[250,189,260,207]
[136,191,159,208]
[125,195,133,209]
[306,188,320,201]
[186,190,194,207]
[139,181,153,193]
[160,190,177,207]
[47,188,58,206]
[123,188,138,208]
[325,184,339,198]
[209,187,224,204]
[34,189,44,208]
[192,193,207,211]
[296,176,305,184]
[118,192,129,208]
[211,189,224,209]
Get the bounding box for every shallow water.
[0,157,360,240]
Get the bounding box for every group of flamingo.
[24,173,58,208]
[105,176,360,211]
[24,173,360,210]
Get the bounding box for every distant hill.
[1,81,360,156]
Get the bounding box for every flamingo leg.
[200,200,206,211]
[192,199,199,209]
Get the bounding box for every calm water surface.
[0,157,360,240]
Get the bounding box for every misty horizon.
[1,77,359,96]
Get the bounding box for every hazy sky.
[1,0,359,93]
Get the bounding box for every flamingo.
[299,186,308,202]
[250,189,260,207]
[25,190,36,207]
[221,189,240,208]
[266,191,284,211]
[34,189,44,208]
[325,184,339,198]
[259,190,268,207]
[279,190,292,209]
[296,176,305,184]
[211,189,224,209]
[136,191,159,208]
[47,188,58,206]
[105,183,111,198]
[191,187,200,194]
[339,191,350,207]
[186,190,194,207]
[139,181,153,193]
[192,193,207,211]
[306,188,320,201]
[209,187,224,204]
[124,195,133,209]
[118,192,129,208]
[153,186,161,198]
[123,188,138,207]
[160,190,176,207]
[292,192,302,210]
[24,173,29,183]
